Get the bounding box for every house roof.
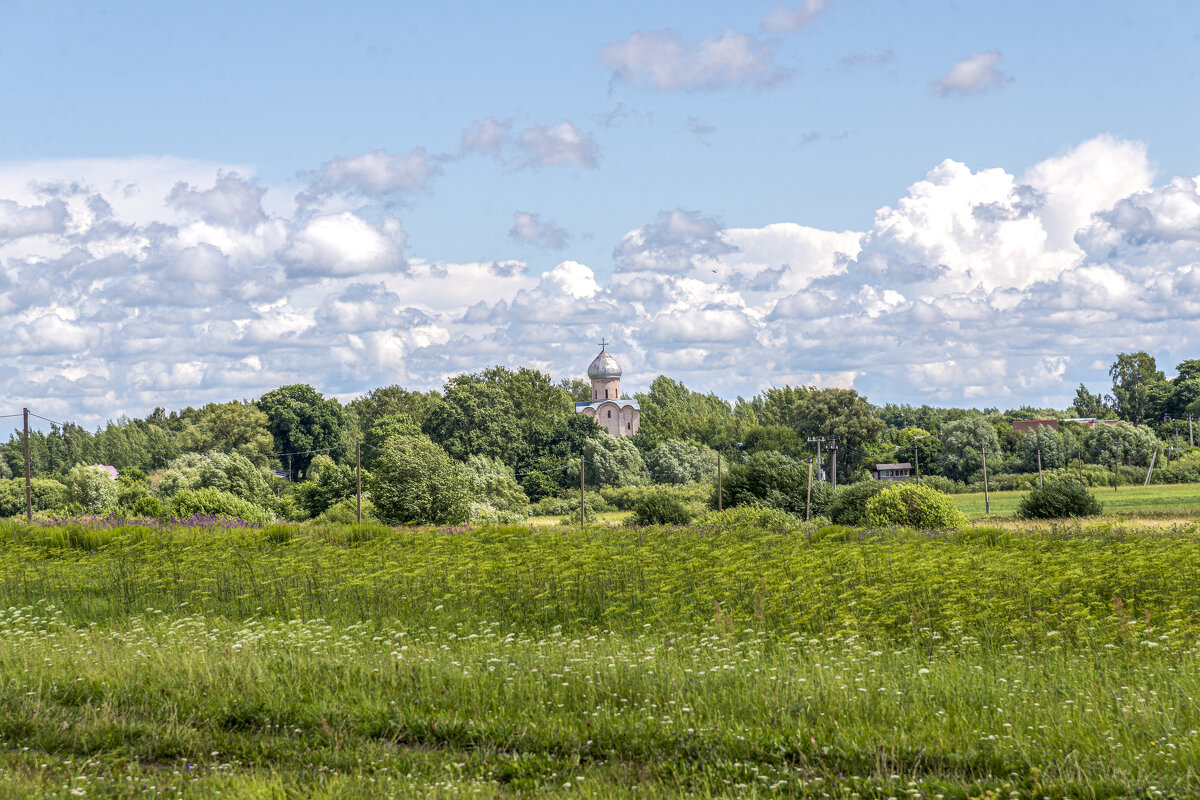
[874,462,912,470]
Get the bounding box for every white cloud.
[510,211,570,249]
[8,137,1200,426]
[299,148,441,207]
[602,29,788,91]
[459,117,513,158]
[516,122,598,169]
[281,213,407,277]
[931,51,1011,96]
[761,0,827,33]
[0,198,69,239]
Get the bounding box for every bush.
[131,496,165,519]
[64,465,118,514]
[827,480,885,526]
[158,452,273,506]
[1017,478,1103,519]
[694,504,801,534]
[308,498,380,526]
[0,478,69,517]
[865,483,967,530]
[632,491,694,526]
[464,455,530,516]
[167,487,275,524]
[367,434,471,525]
[716,451,832,517]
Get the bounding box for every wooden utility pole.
[23,408,31,523]
[913,443,920,484]
[1145,444,1158,486]
[807,437,824,481]
[580,455,585,529]
[981,447,990,515]
[287,454,293,482]
[805,459,813,522]
[1036,449,1043,488]
[355,438,362,524]
[716,454,722,511]
[829,441,838,490]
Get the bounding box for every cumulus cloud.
[0,198,69,240]
[761,0,828,33]
[299,148,441,207]
[510,211,570,249]
[602,29,788,91]
[614,209,738,274]
[931,51,1011,96]
[458,118,598,170]
[8,136,1200,425]
[167,171,266,230]
[281,213,407,277]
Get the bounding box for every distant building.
[575,341,640,437]
[873,462,912,481]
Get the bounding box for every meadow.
[952,483,1200,520]
[1,516,1199,797]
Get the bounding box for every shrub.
[1017,478,1103,519]
[827,480,885,526]
[367,434,471,525]
[131,496,165,519]
[308,498,380,526]
[64,465,119,514]
[632,491,694,526]
[865,483,967,530]
[167,487,274,524]
[716,451,832,517]
[0,478,69,517]
[464,455,530,516]
[158,452,273,506]
[643,440,718,484]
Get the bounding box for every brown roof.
[875,463,912,470]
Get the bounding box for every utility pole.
[913,443,920,484]
[23,408,31,524]
[716,454,722,512]
[1036,449,1043,489]
[1191,414,1195,448]
[580,455,586,529]
[288,454,293,482]
[805,459,813,522]
[981,447,990,515]
[828,441,838,490]
[1145,444,1158,487]
[355,438,362,524]
[806,437,825,482]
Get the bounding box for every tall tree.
[1109,351,1166,426]
[1072,384,1112,418]
[177,402,274,461]
[256,384,348,477]
[939,416,1001,483]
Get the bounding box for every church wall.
[590,377,621,401]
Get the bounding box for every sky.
[3,0,1200,428]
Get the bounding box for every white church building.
[575,341,640,436]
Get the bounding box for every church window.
[605,389,609,398]
[607,410,612,418]
[626,422,631,430]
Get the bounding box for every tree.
[1083,422,1158,467]
[1109,352,1166,426]
[939,416,1001,482]
[177,402,274,461]
[1022,425,1064,471]
[865,483,966,529]
[633,376,744,452]
[157,452,274,506]
[716,451,824,517]
[296,454,357,518]
[423,381,526,465]
[583,435,646,487]
[643,440,718,484]
[64,464,118,514]
[368,434,471,525]
[464,455,530,516]
[753,386,886,479]
[363,414,423,469]
[1072,384,1113,418]
[257,385,349,477]
[347,386,442,438]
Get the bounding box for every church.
[575,341,640,436]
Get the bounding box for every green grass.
[953,481,1200,520]
[3,518,1200,797]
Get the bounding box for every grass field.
[953,482,1200,520]
[2,517,1200,797]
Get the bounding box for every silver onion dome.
[587,346,622,379]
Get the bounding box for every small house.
[872,462,913,481]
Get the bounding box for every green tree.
[753,386,885,479]
[1072,383,1112,418]
[296,454,357,518]
[157,453,274,506]
[363,414,422,469]
[716,451,829,517]
[633,376,744,452]
[584,435,646,487]
[464,455,530,516]
[347,385,442,438]
[939,416,1001,482]
[1109,352,1166,426]
[63,464,118,514]
[368,434,471,525]
[1084,422,1159,467]
[177,402,274,461]
[257,384,349,476]
[643,439,718,484]
[423,381,525,465]
[1023,425,1065,471]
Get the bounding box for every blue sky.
[3,1,1200,426]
